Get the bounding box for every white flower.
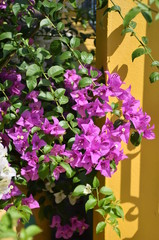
[0,143,16,199]
[68,192,80,205]
[45,182,55,193]
[54,190,66,204]
[83,184,92,195]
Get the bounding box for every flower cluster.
[0,141,16,199]
[50,215,89,239]
[0,0,155,238]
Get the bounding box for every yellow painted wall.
[95,0,159,239]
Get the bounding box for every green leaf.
[0,230,17,238]
[78,77,92,88]
[96,221,106,234]
[56,105,63,114]
[18,205,32,215]
[115,206,124,219]
[142,36,148,45]
[48,66,64,78]
[0,32,12,41]
[85,198,97,212]
[73,176,80,183]
[141,10,152,23]
[12,3,21,16]
[25,225,42,237]
[103,5,121,16]
[58,51,72,61]
[151,61,159,67]
[59,120,69,129]
[90,70,98,78]
[81,51,93,64]
[70,37,80,48]
[31,126,40,134]
[57,22,65,31]
[68,0,77,8]
[38,78,51,87]
[43,145,52,154]
[114,227,121,237]
[149,72,159,83]
[3,80,12,89]
[73,50,81,59]
[50,40,62,55]
[100,186,113,195]
[123,7,141,27]
[40,18,52,27]
[66,113,74,121]
[55,88,66,98]
[72,185,85,196]
[130,131,142,146]
[155,0,159,8]
[26,77,37,92]
[3,43,16,58]
[70,121,78,128]
[129,21,137,29]
[38,163,49,180]
[25,16,34,28]
[93,176,100,188]
[58,95,69,105]
[95,209,106,217]
[67,137,75,148]
[97,0,108,9]
[60,162,75,178]
[38,91,54,101]
[155,12,159,20]
[26,64,41,77]
[132,48,146,62]
[78,67,88,75]
[60,37,69,44]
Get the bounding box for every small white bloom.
[54,190,66,204]
[0,143,16,199]
[68,192,80,205]
[83,184,92,195]
[45,182,55,193]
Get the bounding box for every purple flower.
[80,119,100,142]
[50,144,66,156]
[95,160,111,177]
[7,126,29,153]
[50,117,65,136]
[64,69,81,90]
[50,215,61,228]
[16,110,34,130]
[21,151,39,167]
[112,122,130,143]
[70,217,89,235]
[32,133,46,150]
[22,194,40,209]
[41,118,54,134]
[0,0,7,9]
[53,166,65,180]
[2,181,21,200]
[21,165,39,181]
[26,91,39,102]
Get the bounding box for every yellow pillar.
[95,1,159,239]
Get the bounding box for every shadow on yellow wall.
[95,1,159,240]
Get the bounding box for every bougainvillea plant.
[0,0,155,239]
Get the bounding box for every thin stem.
[96,187,100,204]
[41,68,76,134]
[45,15,85,68]
[134,0,159,14]
[110,0,158,67]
